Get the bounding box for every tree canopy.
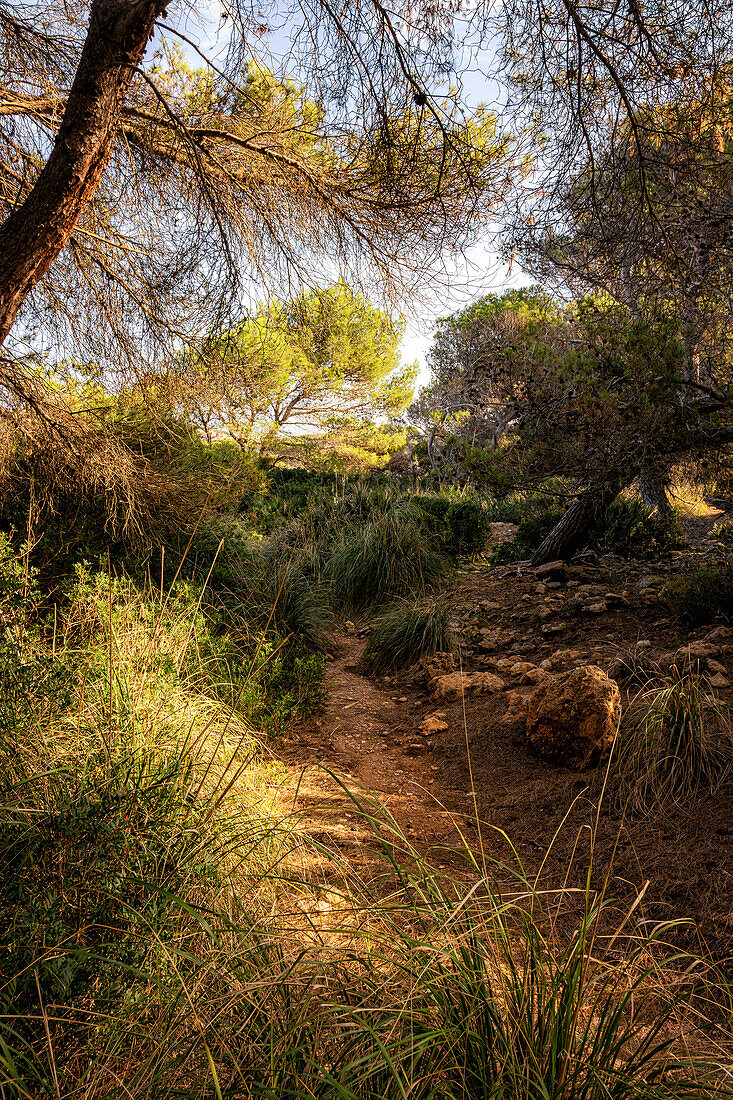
[179,281,416,457]
[0,0,514,401]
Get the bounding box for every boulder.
[429,671,505,701]
[526,665,621,768]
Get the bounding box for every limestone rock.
[534,560,567,581]
[526,665,621,769]
[405,651,457,686]
[429,671,505,701]
[709,672,731,690]
[586,601,608,615]
[501,690,531,726]
[521,667,550,685]
[419,712,449,736]
[541,622,567,636]
[508,660,536,677]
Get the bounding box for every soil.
[274,542,733,966]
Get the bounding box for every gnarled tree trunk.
[0,0,167,346]
[638,468,672,515]
[531,479,623,565]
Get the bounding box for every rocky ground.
[274,543,733,967]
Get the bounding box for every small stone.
[509,660,536,676]
[604,592,629,607]
[522,667,550,685]
[587,602,608,614]
[429,671,505,700]
[709,673,731,689]
[635,640,652,650]
[419,713,449,735]
[540,659,553,670]
[708,659,728,675]
[534,560,567,580]
[542,622,567,635]
[546,580,562,590]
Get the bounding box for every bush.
[359,598,455,675]
[491,504,565,564]
[591,497,684,559]
[613,667,732,814]
[327,505,450,612]
[662,561,733,625]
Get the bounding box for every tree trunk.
[531,480,622,565]
[0,0,166,345]
[638,469,672,515]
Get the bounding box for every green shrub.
[613,667,732,813]
[591,497,684,559]
[359,598,455,675]
[662,561,733,625]
[491,505,565,564]
[327,506,450,612]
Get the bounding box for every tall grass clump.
[328,504,450,613]
[613,666,733,813]
[359,598,455,675]
[591,496,684,559]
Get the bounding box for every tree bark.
[638,469,672,515]
[531,479,622,565]
[0,0,166,345]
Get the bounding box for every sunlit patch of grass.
[671,481,723,520]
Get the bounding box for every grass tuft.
[327,505,450,612]
[613,666,733,814]
[359,598,455,675]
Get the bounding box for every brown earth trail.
[273,557,733,962]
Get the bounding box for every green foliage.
[327,503,451,612]
[590,497,684,559]
[0,739,224,1013]
[359,598,455,675]
[413,493,491,558]
[712,514,733,542]
[613,667,732,813]
[491,500,566,563]
[662,561,733,625]
[185,280,417,456]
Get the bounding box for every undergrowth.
[359,597,455,674]
[0,540,732,1097]
[613,666,733,814]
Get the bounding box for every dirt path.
[274,635,481,877]
[272,557,733,956]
